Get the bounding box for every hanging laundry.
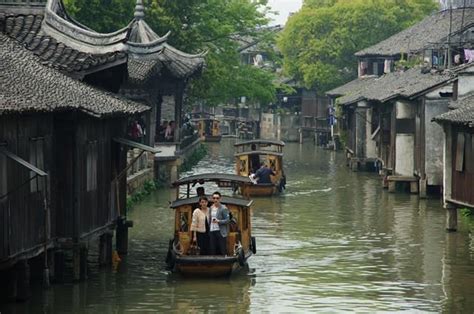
[464,49,474,63]
[359,61,368,76]
[384,59,392,73]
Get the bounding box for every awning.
[113,137,161,154]
[0,147,47,177]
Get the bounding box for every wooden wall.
[0,112,128,266]
[451,126,474,206]
[53,114,126,240]
[0,114,52,264]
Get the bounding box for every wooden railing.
[126,149,152,177]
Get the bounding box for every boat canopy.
[173,173,252,186]
[234,150,283,157]
[171,195,253,208]
[234,139,285,147]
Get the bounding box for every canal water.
[2,139,474,313]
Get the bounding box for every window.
[455,133,465,172]
[86,141,98,192]
[30,138,44,193]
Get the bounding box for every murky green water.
[3,139,474,313]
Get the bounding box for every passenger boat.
[165,173,256,277]
[193,117,222,142]
[234,139,286,196]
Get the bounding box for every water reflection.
[2,139,474,312]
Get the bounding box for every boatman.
[254,163,275,184]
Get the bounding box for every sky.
[267,0,303,26]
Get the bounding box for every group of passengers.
[189,191,230,256]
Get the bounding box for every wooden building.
[0,0,205,183]
[0,33,153,300]
[327,6,474,195]
[434,85,474,231]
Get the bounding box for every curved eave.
[162,43,207,59]
[127,31,170,55]
[42,0,128,54]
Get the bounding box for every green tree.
[278,0,438,92]
[63,0,277,107]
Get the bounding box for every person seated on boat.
[209,191,230,256]
[254,163,276,184]
[196,186,205,197]
[190,196,210,255]
[250,144,260,173]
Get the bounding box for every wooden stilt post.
[419,178,427,198]
[15,259,31,301]
[388,181,396,193]
[7,266,18,302]
[117,218,133,255]
[446,203,458,232]
[54,250,65,283]
[72,245,81,282]
[98,232,114,267]
[410,180,419,194]
[80,245,88,280]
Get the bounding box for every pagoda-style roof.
[0,33,149,117]
[0,0,205,80]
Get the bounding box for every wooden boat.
[165,173,256,277]
[193,117,222,142]
[234,139,286,196]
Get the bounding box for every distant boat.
[193,117,222,142]
[165,173,256,277]
[234,139,286,197]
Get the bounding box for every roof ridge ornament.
[134,0,145,20]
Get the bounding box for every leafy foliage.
[63,0,277,106]
[278,0,438,92]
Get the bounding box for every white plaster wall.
[425,100,450,185]
[280,114,300,142]
[260,113,278,140]
[425,85,453,99]
[155,144,177,158]
[395,100,415,119]
[443,125,452,204]
[395,134,415,176]
[366,107,377,158]
[458,74,474,97]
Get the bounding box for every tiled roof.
[355,8,474,57]
[0,34,149,117]
[434,93,474,125]
[127,45,206,83]
[0,0,205,80]
[336,67,455,105]
[0,13,127,75]
[326,76,377,97]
